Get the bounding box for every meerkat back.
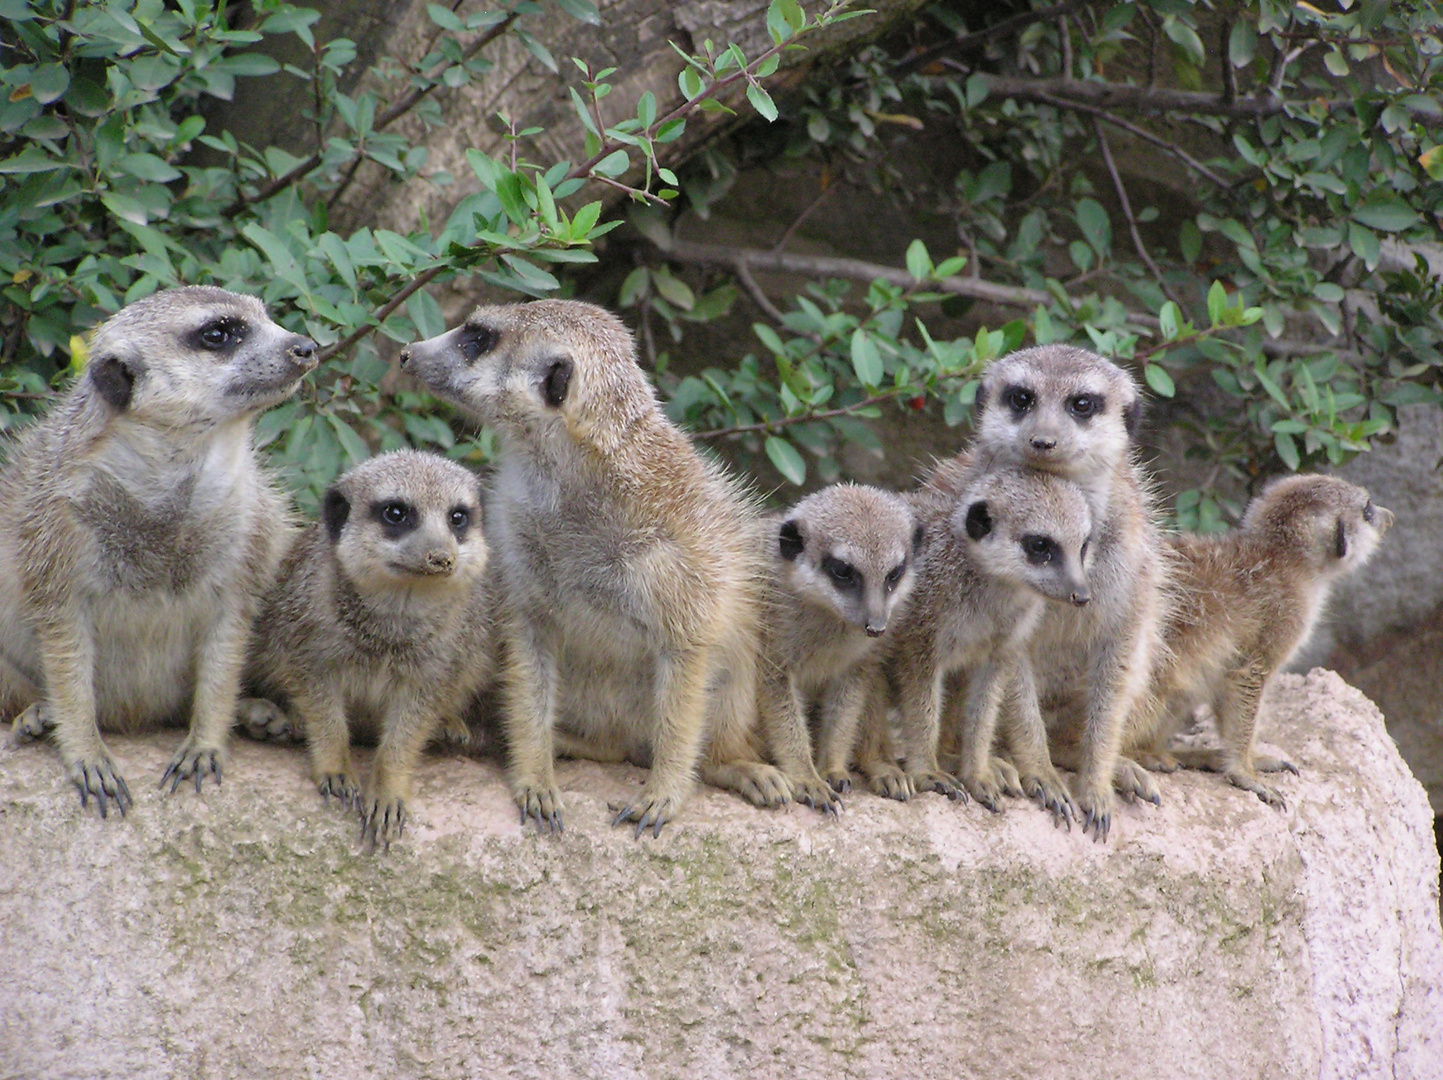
[399,300,786,836]
[0,286,315,817]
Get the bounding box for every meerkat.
[759,484,924,812]
[856,463,1095,816]
[921,345,1169,840]
[1121,474,1393,807]
[398,300,788,837]
[0,286,316,816]
[239,450,492,850]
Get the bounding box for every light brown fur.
[0,286,315,816]
[1124,474,1392,806]
[241,450,494,849]
[399,300,786,836]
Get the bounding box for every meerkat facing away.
[922,345,1169,841]
[399,300,788,837]
[0,286,315,816]
[1122,474,1393,807]
[760,484,923,811]
[239,451,493,850]
[857,463,1094,815]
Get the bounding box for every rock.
[1,670,1438,1079]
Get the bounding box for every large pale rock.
[1,670,1439,1079]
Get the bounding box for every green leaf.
[1348,221,1381,268]
[905,239,932,282]
[1420,146,1443,182]
[765,436,806,485]
[0,147,72,175]
[116,152,182,183]
[316,233,356,289]
[1351,192,1421,233]
[1206,281,1227,327]
[1144,363,1175,398]
[407,290,446,339]
[101,192,149,225]
[242,223,303,286]
[1163,16,1205,66]
[1075,198,1111,257]
[651,267,695,310]
[29,64,70,105]
[327,414,371,467]
[1274,431,1301,471]
[753,322,785,355]
[746,84,778,123]
[569,200,603,240]
[556,0,601,25]
[1179,219,1202,265]
[850,328,883,387]
[1323,50,1349,77]
[1158,301,1180,341]
[221,53,282,77]
[1229,21,1257,67]
[426,3,465,31]
[593,149,630,177]
[618,267,650,307]
[678,67,704,100]
[516,30,558,73]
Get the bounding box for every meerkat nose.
[1030,435,1057,451]
[1070,589,1091,607]
[288,337,318,368]
[398,346,411,367]
[865,622,886,638]
[424,550,455,574]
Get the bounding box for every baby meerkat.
[399,300,788,837]
[761,484,923,811]
[0,286,315,817]
[1123,474,1393,807]
[925,345,1169,840]
[858,463,1094,815]
[240,451,493,850]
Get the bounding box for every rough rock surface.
[1,670,1439,1080]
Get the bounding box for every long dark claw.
[194,766,203,795]
[652,816,663,839]
[1149,792,1161,807]
[1282,760,1300,776]
[612,804,632,829]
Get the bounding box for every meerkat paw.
[235,697,299,743]
[1114,756,1162,807]
[1226,769,1287,809]
[12,702,56,743]
[704,761,791,810]
[159,738,224,795]
[1132,749,1180,773]
[1073,782,1116,843]
[515,782,564,834]
[790,773,843,817]
[359,792,408,853]
[316,771,362,809]
[906,768,967,804]
[66,750,133,819]
[1253,753,1299,776]
[1020,768,1075,829]
[865,762,914,801]
[959,757,1023,813]
[609,788,685,839]
[822,768,853,796]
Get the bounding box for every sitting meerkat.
[761,484,923,812]
[398,300,789,837]
[0,286,316,816]
[1123,474,1393,807]
[923,345,1169,840]
[857,464,1094,815]
[240,450,494,850]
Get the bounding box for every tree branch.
[1093,119,1187,315]
[974,73,1346,118]
[890,0,1092,77]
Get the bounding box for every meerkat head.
[954,468,1094,607]
[1241,474,1394,577]
[321,450,487,595]
[84,286,316,424]
[972,345,1141,479]
[398,300,652,442]
[776,484,924,638]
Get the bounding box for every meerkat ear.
[90,355,138,411]
[1334,517,1348,560]
[964,500,993,541]
[541,357,573,408]
[323,488,351,541]
[778,519,805,561]
[1124,394,1144,439]
[912,521,926,553]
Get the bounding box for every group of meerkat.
[0,287,1393,848]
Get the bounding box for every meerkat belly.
[89,588,214,730]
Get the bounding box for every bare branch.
[733,261,793,328]
[1093,119,1188,315]
[891,0,1092,77]
[973,73,1346,118]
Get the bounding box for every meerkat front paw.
[959,757,1023,813]
[823,768,853,795]
[610,788,684,838]
[1133,748,1180,772]
[1227,769,1287,809]
[1253,753,1299,776]
[906,768,967,803]
[359,792,407,853]
[11,702,56,743]
[866,762,914,801]
[236,697,299,743]
[704,761,790,809]
[316,771,361,809]
[66,751,133,819]
[515,782,564,834]
[790,774,842,817]
[1073,781,1115,843]
[1114,755,1162,807]
[160,738,224,795]
[1020,767,1075,829]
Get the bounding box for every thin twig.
[773,177,838,252]
[1093,119,1187,314]
[891,0,1092,77]
[733,261,792,328]
[694,389,901,439]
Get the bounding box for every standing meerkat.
[239,450,494,850]
[1123,474,1393,807]
[398,300,789,836]
[857,464,1094,816]
[0,286,316,816]
[923,345,1168,840]
[761,483,924,811]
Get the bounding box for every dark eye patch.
[883,561,907,591]
[1362,499,1375,525]
[372,499,418,538]
[188,316,248,353]
[1334,517,1348,560]
[821,555,859,590]
[1020,534,1060,565]
[458,322,500,363]
[1002,384,1034,415]
[1067,392,1104,421]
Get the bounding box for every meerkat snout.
[1070,587,1091,607]
[1030,435,1058,451]
[288,337,319,369]
[423,548,456,575]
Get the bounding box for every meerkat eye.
[884,562,907,592]
[1002,385,1034,415]
[449,507,470,534]
[821,556,858,588]
[458,322,500,363]
[375,501,415,532]
[1021,534,1058,565]
[193,317,246,352]
[1067,394,1101,420]
[1362,499,1376,525]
